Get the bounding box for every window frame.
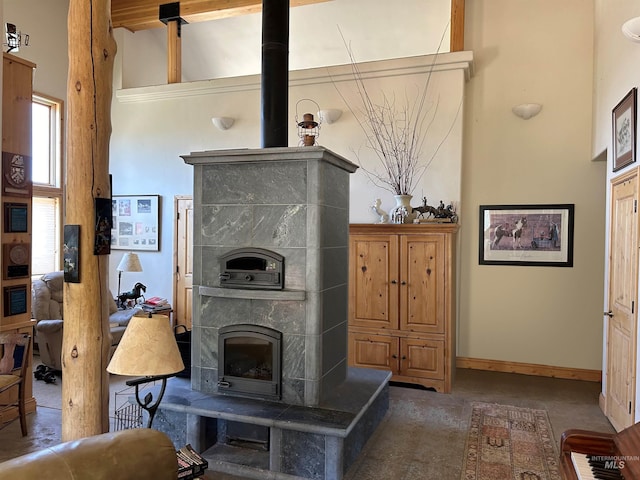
[31,92,64,276]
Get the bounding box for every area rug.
[460,402,561,480]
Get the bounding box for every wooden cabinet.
[348,223,457,392]
[0,53,36,423]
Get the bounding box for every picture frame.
[64,225,80,283]
[479,204,575,267]
[3,284,28,316]
[111,194,160,251]
[3,202,28,233]
[94,198,111,255]
[612,88,637,172]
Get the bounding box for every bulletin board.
[111,195,160,251]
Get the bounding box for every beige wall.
[460,0,605,370]
[2,0,616,374]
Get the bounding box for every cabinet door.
[349,332,399,373]
[400,337,444,380]
[349,234,399,329]
[400,234,445,334]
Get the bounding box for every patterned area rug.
[461,402,561,480]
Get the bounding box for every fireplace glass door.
[218,324,282,400]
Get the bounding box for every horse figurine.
[371,199,389,223]
[118,282,146,309]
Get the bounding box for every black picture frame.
[4,202,28,233]
[94,198,112,255]
[613,88,637,172]
[3,285,28,316]
[64,224,80,283]
[479,204,575,267]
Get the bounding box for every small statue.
[371,199,389,224]
[118,282,147,309]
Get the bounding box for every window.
[31,93,63,277]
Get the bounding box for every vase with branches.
[335,28,457,223]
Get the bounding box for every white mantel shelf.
[116,51,474,103]
[199,286,306,301]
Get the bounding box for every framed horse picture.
[479,204,574,267]
[612,88,637,172]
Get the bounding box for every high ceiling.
[111,0,331,32]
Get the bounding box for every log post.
[63,0,116,441]
[167,20,182,84]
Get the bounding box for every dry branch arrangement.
[335,27,456,197]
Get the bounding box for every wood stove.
[217,324,282,400]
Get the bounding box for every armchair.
[31,272,138,372]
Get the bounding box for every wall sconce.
[512,103,542,120]
[211,117,234,130]
[317,109,342,125]
[622,17,640,43]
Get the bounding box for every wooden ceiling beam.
[111,0,332,32]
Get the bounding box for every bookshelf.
[0,53,36,422]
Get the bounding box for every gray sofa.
[32,272,137,371]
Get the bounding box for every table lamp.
[107,313,184,428]
[116,252,143,308]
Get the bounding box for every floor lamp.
[107,313,184,428]
[116,252,143,308]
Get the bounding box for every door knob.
[391,280,397,284]
[604,311,614,318]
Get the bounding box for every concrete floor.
[0,367,614,479]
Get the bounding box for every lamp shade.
[117,252,143,273]
[107,314,184,377]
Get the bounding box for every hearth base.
[153,367,391,480]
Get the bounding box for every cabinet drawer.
[400,337,445,380]
[349,332,399,372]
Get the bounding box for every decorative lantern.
[295,99,321,146]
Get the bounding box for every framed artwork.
[94,198,112,255]
[64,225,80,283]
[112,194,160,251]
[612,88,637,172]
[479,204,575,267]
[3,285,28,316]
[3,202,28,233]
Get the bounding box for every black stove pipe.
[261,0,289,148]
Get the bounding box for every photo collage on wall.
[111,195,160,251]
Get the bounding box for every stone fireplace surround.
[151,146,390,480]
[186,146,357,407]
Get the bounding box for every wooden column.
[167,20,182,83]
[450,0,465,52]
[63,0,116,441]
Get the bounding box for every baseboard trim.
[456,357,602,383]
